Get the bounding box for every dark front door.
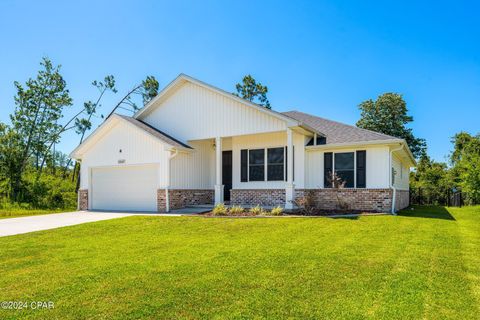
[222,151,232,201]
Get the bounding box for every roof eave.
[305,139,404,150]
[69,114,193,160]
[305,139,417,166]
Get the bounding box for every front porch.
[162,127,319,212]
[211,128,297,210]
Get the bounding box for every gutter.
[165,149,179,212]
[305,139,404,151]
[390,144,404,215]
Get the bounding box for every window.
[267,147,284,181]
[248,149,264,181]
[334,152,354,188]
[241,147,293,182]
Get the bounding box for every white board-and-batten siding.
[170,140,215,189]
[138,81,288,142]
[305,146,391,189]
[392,154,409,190]
[79,120,170,190]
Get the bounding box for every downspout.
[76,159,82,210]
[165,149,179,212]
[389,144,404,215]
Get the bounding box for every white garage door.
[91,165,158,212]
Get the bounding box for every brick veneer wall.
[158,189,214,211]
[78,189,88,210]
[394,189,410,211]
[231,189,286,206]
[168,189,214,210]
[296,188,393,212]
[157,189,167,212]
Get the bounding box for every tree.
[234,75,271,108]
[8,58,73,199]
[105,75,159,119]
[410,154,450,205]
[0,123,24,200]
[450,132,480,204]
[356,93,426,158]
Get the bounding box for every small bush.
[250,205,265,216]
[212,203,227,216]
[229,205,244,215]
[270,206,284,216]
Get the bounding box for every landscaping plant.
[229,205,244,215]
[269,206,284,216]
[250,205,265,215]
[212,203,227,216]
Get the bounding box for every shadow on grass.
[397,205,456,221]
[329,216,360,220]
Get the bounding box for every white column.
[214,136,224,204]
[285,128,295,210]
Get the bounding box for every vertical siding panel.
[142,82,287,142]
[81,121,169,189]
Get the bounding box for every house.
[70,74,415,213]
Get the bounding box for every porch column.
[214,136,224,204]
[285,128,295,210]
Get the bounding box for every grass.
[0,208,73,219]
[0,205,479,319]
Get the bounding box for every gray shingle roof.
[282,110,400,144]
[116,114,192,149]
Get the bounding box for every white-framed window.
[333,152,355,188]
[324,150,366,188]
[248,149,265,181]
[242,147,290,182]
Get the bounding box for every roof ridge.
[283,110,399,140]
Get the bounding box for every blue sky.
[0,0,478,162]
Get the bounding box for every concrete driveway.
[0,211,144,237]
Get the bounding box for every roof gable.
[70,114,191,159]
[134,74,298,126]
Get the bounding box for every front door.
[222,151,232,202]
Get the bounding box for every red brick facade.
[78,189,88,210]
[168,189,214,210]
[157,189,214,212]
[231,189,286,206]
[231,188,396,212]
[296,188,393,212]
[157,189,167,212]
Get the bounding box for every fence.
[410,188,466,207]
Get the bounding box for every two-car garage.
[90,165,158,212]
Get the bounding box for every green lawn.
[0,206,479,319]
[0,208,74,219]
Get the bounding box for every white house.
[70,74,415,213]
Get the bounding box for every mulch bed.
[201,209,381,217]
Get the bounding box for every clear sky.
[0,0,478,162]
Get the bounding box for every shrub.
[229,205,244,215]
[212,203,227,216]
[250,205,265,216]
[270,206,284,216]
